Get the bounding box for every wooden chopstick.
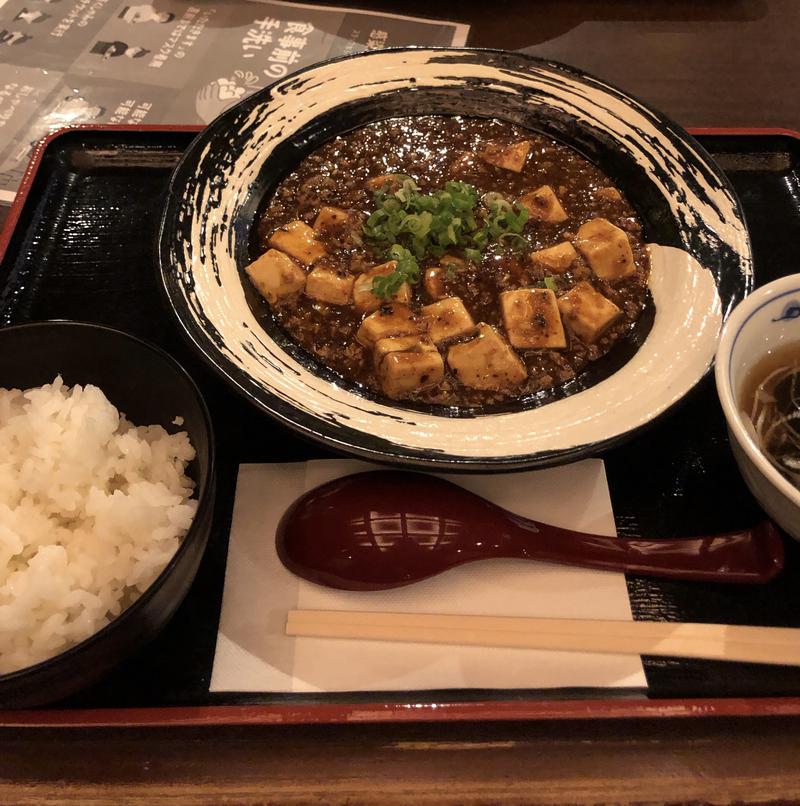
[286,610,800,666]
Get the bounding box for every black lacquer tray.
[1,125,800,727]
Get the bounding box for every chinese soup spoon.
[275,471,784,590]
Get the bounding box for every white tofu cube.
[557,281,623,343]
[365,173,404,192]
[424,267,446,300]
[421,297,475,345]
[595,187,622,202]
[440,254,466,272]
[530,242,577,273]
[500,288,567,350]
[244,249,306,304]
[517,185,568,223]
[374,337,444,398]
[424,255,466,301]
[447,323,527,391]
[574,218,636,281]
[373,334,435,368]
[313,206,349,233]
[268,220,327,266]
[357,303,421,347]
[481,140,532,173]
[353,261,411,313]
[304,265,354,306]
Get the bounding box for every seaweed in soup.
[743,344,800,487]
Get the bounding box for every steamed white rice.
[0,376,198,674]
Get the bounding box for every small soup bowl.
[715,274,800,539]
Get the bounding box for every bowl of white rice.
[0,321,215,707]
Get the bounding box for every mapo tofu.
[249,116,650,406]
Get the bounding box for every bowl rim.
[157,46,751,471]
[0,319,216,685]
[715,276,800,509]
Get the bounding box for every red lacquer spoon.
[275,471,784,590]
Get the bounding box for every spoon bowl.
[276,471,784,591]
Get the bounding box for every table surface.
[3,0,800,802]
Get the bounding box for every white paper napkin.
[210,459,646,693]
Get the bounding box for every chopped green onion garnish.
[464,248,482,264]
[363,178,532,297]
[371,245,420,300]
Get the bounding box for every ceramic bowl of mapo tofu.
[159,48,752,469]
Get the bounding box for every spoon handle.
[507,517,784,583]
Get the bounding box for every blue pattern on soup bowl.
[716,275,800,540]
[772,300,800,322]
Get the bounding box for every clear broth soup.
[741,342,800,488]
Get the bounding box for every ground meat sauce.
[251,116,650,408]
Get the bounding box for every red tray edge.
[0,123,205,266]
[5,696,800,728]
[2,123,800,728]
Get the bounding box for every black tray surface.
[1,128,799,709]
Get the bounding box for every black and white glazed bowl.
[159,48,751,470]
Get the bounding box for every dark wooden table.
[3,1,800,802]
[6,717,800,804]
